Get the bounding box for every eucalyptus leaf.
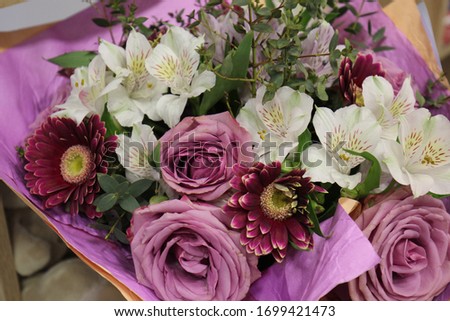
[47,51,97,68]
[97,174,119,193]
[119,195,140,213]
[232,0,250,6]
[113,228,130,245]
[96,193,118,212]
[129,179,153,197]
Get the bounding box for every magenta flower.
[339,53,385,105]
[224,161,324,262]
[24,115,117,216]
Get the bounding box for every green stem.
[105,211,126,240]
[248,4,257,97]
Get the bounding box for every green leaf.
[256,7,272,17]
[297,129,312,154]
[316,82,329,101]
[232,0,250,6]
[96,193,118,212]
[101,108,124,137]
[198,32,253,115]
[148,143,161,168]
[47,51,97,68]
[129,179,153,197]
[113,228,130,245]
[92,18,113,27]
[206,0,223,6]
[307,196,324,237]
[372,27,386,43]
[373,46,395,52]
[416,91,426,107]
[253,23,273,33]
[344,149,381,197]
[97,173,119,193]
[119,195,140,213]
[428,192,450,199]
[112,174,127,184]
[265,0,275,9]
[150,195,169,205]
[116,181,130,195]
[328,32,339,52]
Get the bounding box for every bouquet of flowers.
[1,0,449,301]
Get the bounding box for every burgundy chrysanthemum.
[339,53,385,105]
[224,161,325,263]
[24,115,117,217]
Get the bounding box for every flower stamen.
[60,145,94,184]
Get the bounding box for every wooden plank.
[0,0,24,8]
[0,194,21,300]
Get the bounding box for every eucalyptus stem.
[248,4,257,96]
[213,70,256,82]
[105,211,126,240]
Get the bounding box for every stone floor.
[0,183,125,301]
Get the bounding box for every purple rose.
[159,112,253,201]
[130,197,260,301]
[348,188,450,300]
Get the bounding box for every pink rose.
[159,112,253,201]
[348,188,450,300]
[130,197,260,301]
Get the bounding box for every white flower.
[99,29,166,127]
[146,26,216,128]
[236,85,313,163]
[300,21,340,85]
[302,105,382,189]
[116,124,160,183]
[383,108,450,197]
[197,11,241,61]
[362,75,415,140]
[52,55,107,124]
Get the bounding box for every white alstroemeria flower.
[236,86,314,163]
[302,105,382,189]
[362,75,415,140]
[146,26,216,128]
[300,21,341,86]
[117,124,160,183]
[99,29,166,127]
[384,108,450,197]
[52,55,107,124]
[197,11,241,61]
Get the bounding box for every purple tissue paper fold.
[249,204,380,301]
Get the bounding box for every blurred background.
[0,0,449,301]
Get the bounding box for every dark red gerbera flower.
[224,161,325,263]
[24,115,117,217]
[339,53,385,105]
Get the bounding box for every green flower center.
[260,183,297,221]
[60,145,94,184]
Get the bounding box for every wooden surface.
[0,0,24,8]
[0,195,21,300]
[0,24,52,53]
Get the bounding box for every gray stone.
[10,208,67,276]
[22,258,125,300]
